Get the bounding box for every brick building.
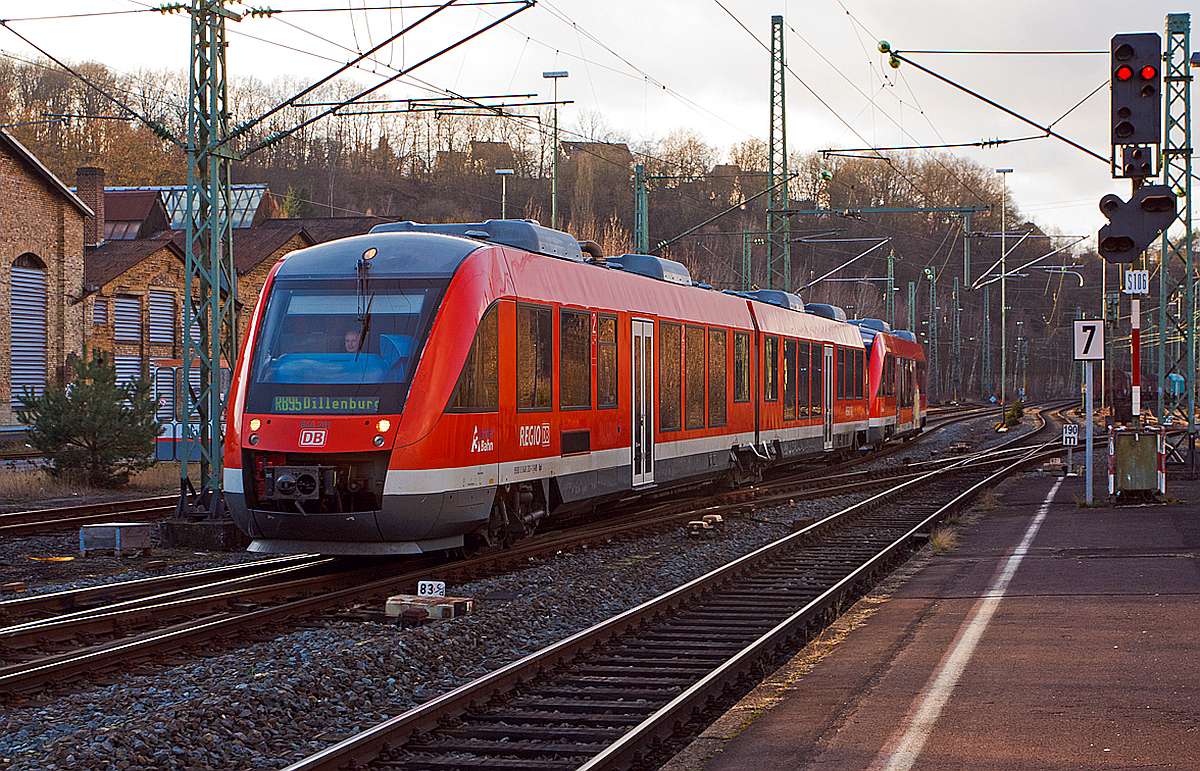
[0,130,91,429]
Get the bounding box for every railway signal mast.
[1099,32,1178,430]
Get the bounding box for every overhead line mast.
[768,15,791,292]
[177,0,241,519]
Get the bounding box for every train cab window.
[560,308,591,410]
[597,314,618,409]
[783,338,797,420]
[659,322,682,431]
[448,304,499,412]
[245,277,446,415]
[885,354,896,398]
[836,347,846,401]
[798,341,811,417]
[685,325,705,429]
[811,345,823,417]
[854,350,864,400]
[708,328,727,427]
[733,332,751,403]
[518,304,553,411]
[764,336,779,402]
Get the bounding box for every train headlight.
[249,434,259,446]
[376,419,391,432]
[373,435,386,447]
[249,418,261,431]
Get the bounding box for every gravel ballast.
[0,413,1049,770]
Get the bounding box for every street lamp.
[494,169,513,219]
[996,168,1012,407]
[543,70,568,229]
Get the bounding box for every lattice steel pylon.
[767,15,790,291]
[1157,13,1195,464]
[952,277,962,402]
[178,0,242,517]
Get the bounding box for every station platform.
[663,467,1200,771]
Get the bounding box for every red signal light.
[1140,65,1158,80]
[1115,65,1134,81]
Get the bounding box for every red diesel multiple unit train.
[223,220,926,555]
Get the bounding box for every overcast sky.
[3,1,1191,243]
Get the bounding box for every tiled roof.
[85,237,182,288]
[168,225,313,274]
[259,216,391,244]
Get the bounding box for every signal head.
[1110,32,1162,148]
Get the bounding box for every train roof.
[369,220,584,262]
[273,231,484,279]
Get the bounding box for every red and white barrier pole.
[1131,297,1140,422]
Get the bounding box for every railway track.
[0,406,1057,703]
[281,426,1059,771]
[0,495,176,536]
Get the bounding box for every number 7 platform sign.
[1073,320,1105,361]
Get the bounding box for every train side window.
[836,347,846,401]
[685,325,705,429]
[659,321,682,431]
[783,338,797,420]
[885,354,895,397]
[763,336,779,402]
[708,327,727,427]
[811,344,823,417]
[798,340,810,418]
[597,314,618,409]
[560,308,591,410]
[448,304,499,412]
[518,304,553,411]
[855,350,864,400]
[733,332,751,403]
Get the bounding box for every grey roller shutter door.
[155,367,175,422]
[148,291,175,345]
[10,267,48,401]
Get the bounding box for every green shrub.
[16,351,162,487]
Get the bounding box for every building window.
[148,290,175,346]
[448,304,499,412]
[94,297,108,325]
[114,296,142,343]
[517,304,552,410]
[560,308,592,409]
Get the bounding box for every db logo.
[299,429,327,447]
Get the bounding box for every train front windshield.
[245,278,446,415]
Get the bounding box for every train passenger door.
[632,318,655,487]
[823,344,835,450]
